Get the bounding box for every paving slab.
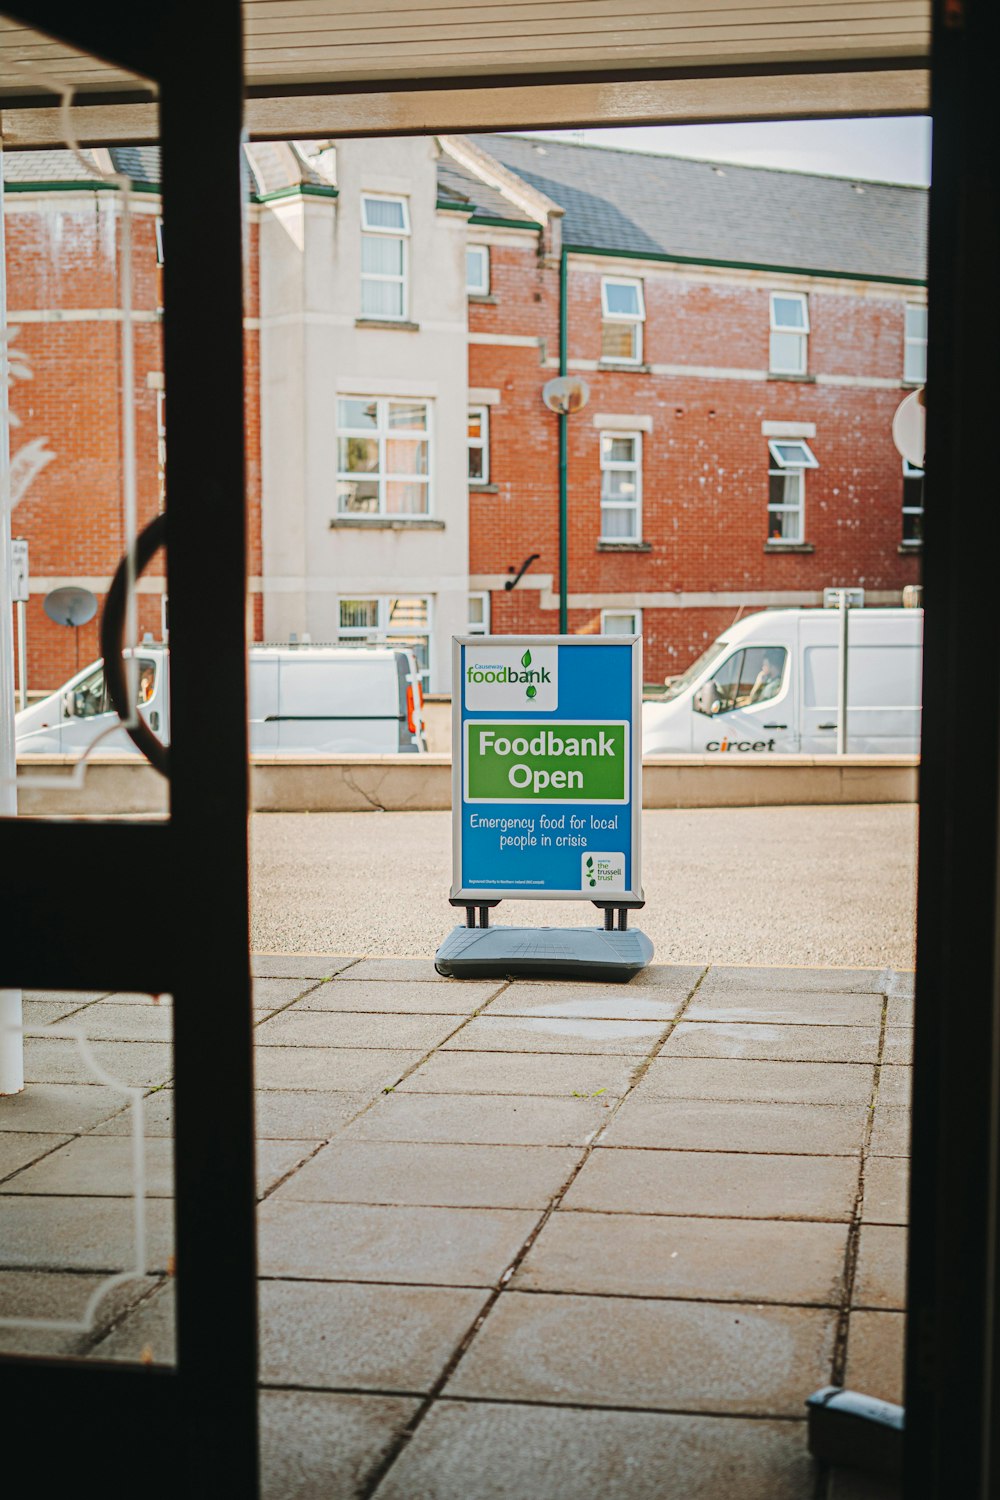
[513,1212,849,1305]
[275,1141,578,1209]
[258,1199,536,1285]
[844,1309,905,1405]
[257,1139,322,1195]
[339,959,452,983]
[0,1083,130,1135]
[0,1131,70,1182]
[260,1390,418,1500]
[877,1066,912,1108]
[253,977,329,1011]
[23,990,110,1012]
[23,1038,173,1089]
[602,1098,867,1155]
[447,1291,837,1416]
[667,1022,879,1063]
[2,1134,174,1197]
[259,1279,487,1391]
[882,1028,914,1064]
[58,1004,173,1042]
[862,1158,909,1225]
[853,1225,907,1310]
[564,1148,858,1221]
[255,1047,422,1093]
[484,985,686,1022]
[100,992,173,1006]
[90,1280,176,1363]
[698,967,883,995]
[22,999,94,1028]
[253,1090,369,1141]
[0,1270,163,1359]
[869,1107,910,1158]
[255,1010,458,1052]
[398,1051,635,1098]
[828,1470,900,1500]
[340,1093,611,1147]
[441,1014,667,1056]
[300,980,503,1015]
[685,994,884,1026]
[1,1196,174,1273]
[374,1403,815,1500]
[252,954,360,979]
[638,1057,875,1106]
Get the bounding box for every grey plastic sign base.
[434,924,654,982]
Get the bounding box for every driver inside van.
[748,654,782,704]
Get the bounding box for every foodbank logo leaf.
[586,855,596,887]
[521,648,537,699]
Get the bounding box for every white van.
[15,644,427,756]
[642,607,922,756]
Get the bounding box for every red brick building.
[3,133,926,693]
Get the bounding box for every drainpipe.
[558,245,568,634]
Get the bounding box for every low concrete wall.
[15,752,918,815]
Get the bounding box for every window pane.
[340,599,380,630]
[467,411,484,441]
[905,304,927,341]
[386,480,429,515]
[732,647,787,709]
[770,330,806,373]
[772,295,806,329]
[466,247,487,292]
[339,436,379,473]
[770,440,810,467]
[601,505,638,539]
[362,235,404,276]
[386,437,428,476]
[604,281,640,316]
[603,435,636,464]
[602,321,637,360]
[361,278,404,318]
[603,613,637,635]
[468,596,485,626]
[65,666,108,719]
[602,471,638,501]
[767,509,802,541]
[468,446,485,480]
[388,402,427,430]
[389,597,429,629]
[338,479,380,513]
[903,509,923,543]
[904,342,927,384]
[363,197,406,230]
[711,652,744,713]
[338,398,378,430]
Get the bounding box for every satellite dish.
[44,586,98,627]
[543,375,590,415]
[892,387,925,467]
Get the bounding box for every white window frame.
[904,303,927,384]
[600,430,642,541]
[155,216,164,266]
[767,438,818,544]
[902,457,924,543]
[601,276,645,364]
[601,608,641,636]
[466,245,490,296]
[769,291,810,375]
[468,404,490,485]
[336,594,433,683]
[336,396,432,517]
[360,193,410,321]
[467,592,491,634]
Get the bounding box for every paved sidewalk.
[0,958,911,1499]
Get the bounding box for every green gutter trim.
[436,198,474,214]
[564,241,926,288]
[4,179,160,194]
[469,213,540,230]
[253,183,338,204]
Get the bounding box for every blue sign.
[451,635,642,901]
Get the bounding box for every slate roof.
[436,155,536,225]
[2,148,107,182]
[471,133,928,283]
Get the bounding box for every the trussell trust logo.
[464,645,558,712]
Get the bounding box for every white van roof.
[251,645,406,663]
[717,606,922,646]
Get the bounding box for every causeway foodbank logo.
[464,644,558,712]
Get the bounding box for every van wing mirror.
[693,682,717,717]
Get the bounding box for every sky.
[522,118,932,187]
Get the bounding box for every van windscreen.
[662,641,729,702]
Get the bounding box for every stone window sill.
[598,540,652,553]
[468,294,497,306]
[898,541,923,553]
[767,372,816,383]
[764,541,815,553]
[354,318,421,332]
[329,516,444,531]
[470,482,499,493]
[598,361,651,373]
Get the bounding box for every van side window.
[704,647,787,714]
[64,666,109,718]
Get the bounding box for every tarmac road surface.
[250,803,917,970]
